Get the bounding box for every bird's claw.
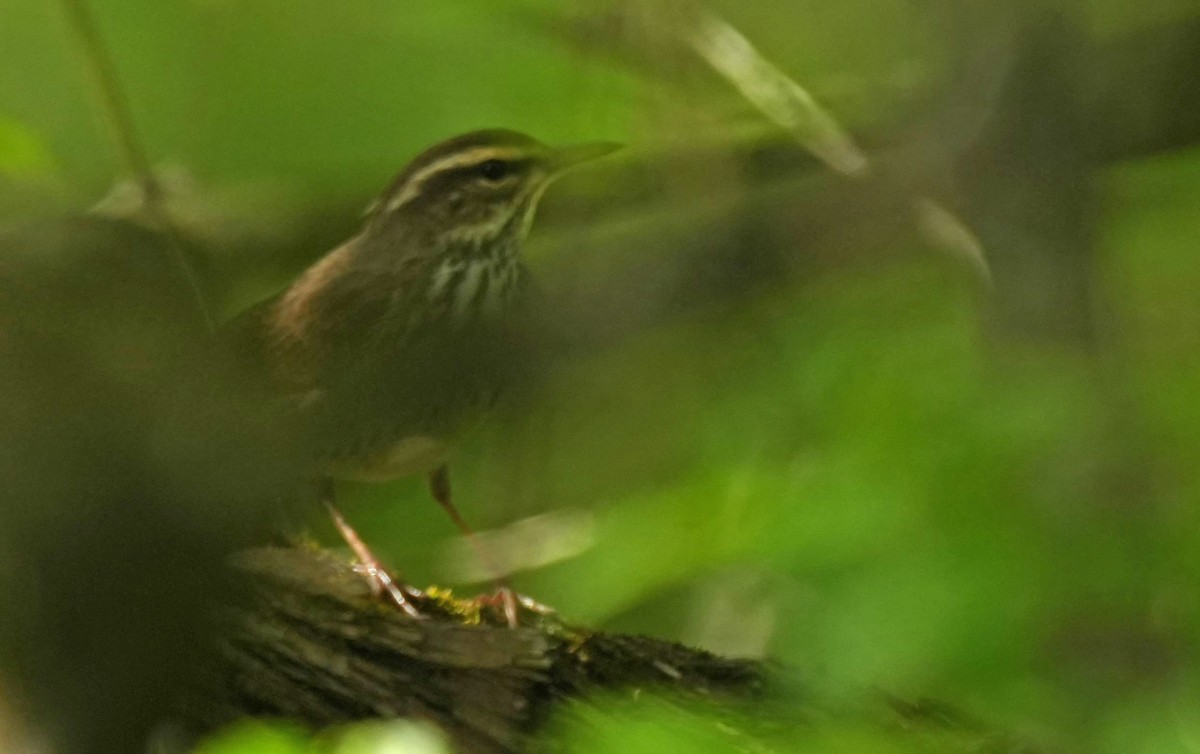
[353,560,425,620]
[475,585,555,627]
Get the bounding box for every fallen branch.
[188,547,1057,754]
[191,547,763,754]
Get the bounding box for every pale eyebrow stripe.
[385,147,527,211]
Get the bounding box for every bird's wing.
[230,236,435,387]
[291,257,442,391]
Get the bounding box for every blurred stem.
[59,0,216,332]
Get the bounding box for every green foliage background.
[2,1,1198,752]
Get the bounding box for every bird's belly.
[325,435,449,482]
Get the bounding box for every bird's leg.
[320,479,423,619]
[427,464,541,627]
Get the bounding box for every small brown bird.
[235,129,618,623]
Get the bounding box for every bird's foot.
[323,498,424,620]
[475,586,555,628]
[352,559,425,620]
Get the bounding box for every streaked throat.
[426,236,524,322]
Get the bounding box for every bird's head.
[366,129,619,250]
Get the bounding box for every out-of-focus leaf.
[0,116,53,177]
[191,721,311,754]
[549,696,753,754]
[330,720,451,754]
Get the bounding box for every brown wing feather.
[250,238,434,393]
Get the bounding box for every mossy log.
[190,547,1054,754]
[193,547,763,753]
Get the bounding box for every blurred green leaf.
[329,720,450,754]
[550,696,755,754]
[0,116,53,177]
[191,721,311,754]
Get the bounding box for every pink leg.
[427,464,522,627]
[321,481,423,620]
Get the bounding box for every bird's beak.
[547,141,622,175]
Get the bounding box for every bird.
[232,129,619,625]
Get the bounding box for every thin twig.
[59,0,217,332]
[683,4,991,284]
[685,8,868,176]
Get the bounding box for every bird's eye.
[478,159,511,181]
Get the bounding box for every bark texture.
[193,547,763,754]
